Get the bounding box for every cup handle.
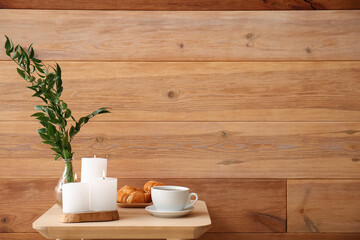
[185,193,198,209]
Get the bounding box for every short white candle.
[62,179,90,213]
[90,177,117,211]
[81,156,107,183]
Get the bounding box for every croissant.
[143,180,165,193]
[128,191,152,203]
[117,180,165,203]
[117,185,152,203]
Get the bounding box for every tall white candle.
[81,156,107,183]
[62,181,90,213]
[90,177,117,211]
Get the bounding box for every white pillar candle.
[62,182,90,213]
[81,156,107,183]
[90,177,117,211]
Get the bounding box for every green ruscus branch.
[4,36,110,182]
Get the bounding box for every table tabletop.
[33,200,211,240]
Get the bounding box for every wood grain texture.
[287,180,360,232]
[1,10,359,61]
[2,233,360,240]
[0,0,359,10]
[60,210,119,223]
[1,122,360,179]
[199,232,360,240]
[0,233,47,240]
[1,61,360,122]
[0,179,55,233]
[0,178,285,233]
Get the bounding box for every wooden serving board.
[60,210,119,223]
[118,202,152,208]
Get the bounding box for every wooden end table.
[33,200,211,240]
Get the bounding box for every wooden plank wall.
[0,1,359,240]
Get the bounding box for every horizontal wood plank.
[1,61,360,122]
[2,233,360,240]
[0,233,45,240]
[287,180,360,232]
[1,122,360,179]
[0,10,359,61]
[0,0,359,10]
[199,232,360,240]
[0,178,286,233]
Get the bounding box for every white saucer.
[145,205,194,218]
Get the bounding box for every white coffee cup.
[151,186,198,211]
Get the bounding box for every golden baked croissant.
[143,180,165,193]
[117,185,151,203]
[117,180,165,203]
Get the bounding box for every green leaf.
[28,44,34,59]
[39,121,48,128]
[27,86,37,91]
[4,35,10,50]
[93,107,111,116]
[47,109,56,121]
[69,126,76,139]
[78,117,85,125]
[54,131,60,143]
[17,68,26,79]
[62,102,67,109]
[37,128,46,134]
[48,118,60,125]
[39,132,50,141]
[40,96,48,104]
[43,92,55,101]
[56,63,61,76]
[32,58,41,63]
[75,122,81,132]
[43,140,58,147]
[54,154,61,161]
[47,81,55,91]
[18,54,24,65]
[31,112,45,117]
[57,86,63,95]
[34,105,46,111]
[23,51,30,73]
[36,116,49,122]
[47,123,56,136]
[32,91,43,98]
[64,109,71,118]
[99,109,111,114]
[35,64,45,74]
[51,147,62,154]
[30,65,35,73]
[12,51,18,59]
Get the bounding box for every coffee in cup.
[151,186,198,211]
